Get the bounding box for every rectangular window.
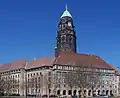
[38,77,40,82]
[40,72,41,75]
[28,79,29,82]
[37,73,38,76]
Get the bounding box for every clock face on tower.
[68,22,72,26]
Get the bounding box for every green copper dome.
[61,5,72,18]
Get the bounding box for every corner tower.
[55,5,77,57]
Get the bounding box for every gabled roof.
[54,52,114,70]
[26,57,55,69]
[0,60,27,71]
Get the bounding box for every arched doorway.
[57,90,60,95]
[88,90,91,96]
[73,90,77,96]
[49,89,51,94]
[84,90,87,97]
[78,90,81,97]
[102,90,105,95]
[68,90,72,95]
[106,90,109,95]
[110,90,113,96]
[93,90,96,97]
[63,90,66,95]
[97,90,100,95]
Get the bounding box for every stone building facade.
[0,5,119,97]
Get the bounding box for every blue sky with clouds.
[0,0,120,69]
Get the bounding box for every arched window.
[68,90,72,95]
[106,90,109,95]
[57,90,60,95]
[73,90,77,96]
[88,90,91,96]
[63,90,66,95]
[69,36,72,42]
[84,90,87,97]
[49,89,51,93]
[110,90,113,96]
[97,90,100,95]
[78,90,81,97]
[61,36,65,42]
[102,90,105,95]
[84,90,87,94]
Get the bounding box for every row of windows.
[3,78,20,83]
[12,89,19,93]
[59,23,73,31]
[61,35,73,43]
[28,77,41,82]
[55,65,74,70]
[2,75,19,80]
[28,72,42,77]
[28,84,41,88]
[1,69,21,75]
[27,66,53,73]
[55,65,115,74]
[57,90,113,96]
[28,88,40,93]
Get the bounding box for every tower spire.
[66,4,68,11]
[61,4,72,18]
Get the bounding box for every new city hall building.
[0,6,119,97]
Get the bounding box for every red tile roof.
[109,64,118,72]
[54,52,114,70]
[0,52,115,71]
[26,57,55,69]
[0,60,27,71]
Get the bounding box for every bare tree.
[53,72,62,96]
[63,65,102,98]
[3,75,17,96]
[27,75,41,96]
[64,71,77,96]
[43,72,52,97]
[0,76,5,96]
[76,66,102,97]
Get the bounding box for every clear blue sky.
[0,0,120,68]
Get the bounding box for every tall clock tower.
[55,5,77,57]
